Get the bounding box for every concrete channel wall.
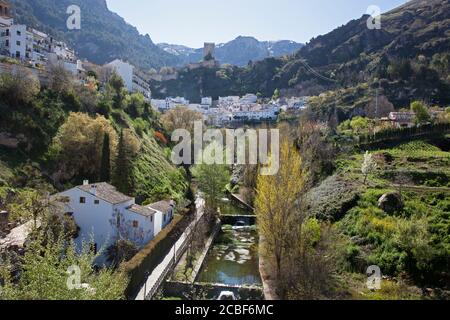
[163,281,264,300]
[220,215,256,225]
[228,192,255,211]
[190,221,222,283]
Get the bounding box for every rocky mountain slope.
[10,0,179,69]
[10,1,302,69]
[151,0,450,105]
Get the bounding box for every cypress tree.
[100,133,111,182]
[113,130,132,194]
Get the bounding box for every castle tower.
[0,0,13,26]
[203,42,215,61]
[0,0,12,18]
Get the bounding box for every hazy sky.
[106,0,408,48]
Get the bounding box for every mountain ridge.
[158,36,304,66]
[150,0,450,107]
[10,0,180,69]
[9,0,303,69]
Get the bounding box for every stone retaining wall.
[190,221,222,282]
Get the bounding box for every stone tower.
[0,0,13,27]
[203,42,215,61]
[0,0,12,18]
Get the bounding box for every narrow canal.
[196,200,261,286]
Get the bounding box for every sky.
[106,0,408,48]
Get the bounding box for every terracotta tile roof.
[147,200,174,213]
[77,182,133,205]
[127,204,156,217]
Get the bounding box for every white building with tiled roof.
[57,181,174,264]
[106,59,152,101]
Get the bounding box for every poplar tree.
[112,130,140,194]
[255,140,305,281]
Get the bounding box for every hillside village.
[0,5,300,127]
[4,0,444,131]
[0,0,152,99]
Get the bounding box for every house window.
[17,30,21,36]
[16,40,20,46]
[94,200,100,205]
[79,197,86,204]
[150,216,153,222]
[132,220,139,228]
[5,39,9,47]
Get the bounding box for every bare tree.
[296,121,336,187]
[394,170,413,200]
[47,63,74,94]
[365,95,395,119]
[361,151,377,185]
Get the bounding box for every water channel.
[162,200,262,300]
[196,200,261,286]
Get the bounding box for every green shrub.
[338,188,449,283]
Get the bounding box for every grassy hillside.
[307,137,450,296]
[0,69,188,210]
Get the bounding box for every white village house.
[0,0,84,77]
[57,181,174,264]
[106,59,152,101]
[151,96,190,112]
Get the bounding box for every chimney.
[83,180,89,186]
[0,210,9,227]
[90,185,97,196]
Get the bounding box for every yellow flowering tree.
[255,140,305,280]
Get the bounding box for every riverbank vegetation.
[254,112,449,299]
